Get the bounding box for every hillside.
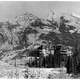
[0,10,80,78]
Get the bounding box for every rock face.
[0,10,80,64]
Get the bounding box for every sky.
[0,1,80,22]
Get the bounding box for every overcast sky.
[0,1,80,22]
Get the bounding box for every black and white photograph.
[0,1,80,79]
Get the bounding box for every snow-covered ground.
[0,61,72,79]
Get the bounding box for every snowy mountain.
[0,10,80,62]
